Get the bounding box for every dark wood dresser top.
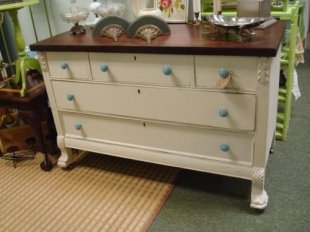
[30,21,285,57]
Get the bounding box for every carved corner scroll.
[37,52,48,73]
[257,57,271,85]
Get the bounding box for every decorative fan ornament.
[92,16,130,42]
[127,15,170,43]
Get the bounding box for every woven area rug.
[0,152,179,232]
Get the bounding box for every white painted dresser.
[30,22,285,210]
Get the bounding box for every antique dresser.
[30,21,285,210]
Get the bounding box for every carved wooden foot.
[57,136,87,168]
[57,136,73,168]
[251,167,268,209]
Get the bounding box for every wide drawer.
[52,81,256,131]
[61,112,254,165]
[46,52,91,80]
[195,56,258,91]
[90,53,195,86]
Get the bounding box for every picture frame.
[155,0,189,23]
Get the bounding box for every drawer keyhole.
[137,89,141,94]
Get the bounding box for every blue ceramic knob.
[60,61,69,70]
[75,123,82,130]
[100,64,109,72]
[162,65,172,76]
[220,144,230,152]
[219,108,229,117]
[66,94,74,101]
[219,68,229,78]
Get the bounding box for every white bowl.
[138,8,162,17]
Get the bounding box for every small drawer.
[61,112,254,165]
[46,52,91,80]
[195,56,258,91]
[90,53,195,86]
[52,81,256,131]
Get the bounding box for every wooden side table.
[0,85,55,171]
